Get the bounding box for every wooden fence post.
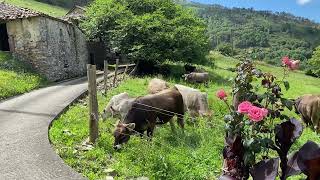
[87,64,99,144]
[123,64,129,80]
[104,60,108,95]
[113,58,119,87]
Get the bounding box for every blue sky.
[192,0,320,23]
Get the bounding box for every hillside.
[183,2,320,67]
[4,0,68,17]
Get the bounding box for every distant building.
[63,5,86,26]
[0,2,88,81]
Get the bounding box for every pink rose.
[216,89,227,100]
[248,106,267,122]
[261,108,269,117]
[238,101,253,114]
[288,60,300,70]
[282,56,292,67]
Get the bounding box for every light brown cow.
[147,78,170,94]
[295,94,320,133]
[174,84,211,118]
[101,92,136,120]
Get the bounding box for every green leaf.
[281,98,294,111]
[283,81,290,91]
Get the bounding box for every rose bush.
[218,57,319,180]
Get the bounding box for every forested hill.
[183,2,320,66]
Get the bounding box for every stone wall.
[6,16,88,81]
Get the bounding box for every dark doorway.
[0,23,10,51]
[87,41,106,70]
[89,53,95,65]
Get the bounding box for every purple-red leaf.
[285,151,301,177]
[286,141,320,179]
[250,158,279,180]
[275,118,303,153]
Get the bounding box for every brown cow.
[295,94,320,133]
[113,87,185,149]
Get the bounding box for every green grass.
[0,51,47,100]
[4,0,68,17]
[49,52,320,180]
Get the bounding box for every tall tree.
[81,0,209,66]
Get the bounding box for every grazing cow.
[147,78,169,94]
[295,94,320,132]
[183,72,209,85]
[101,92,136,120]
[174,84,211,118]
[113,87,184,149]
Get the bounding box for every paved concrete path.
[0,76,96,180]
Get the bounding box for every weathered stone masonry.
[6,17,88,81]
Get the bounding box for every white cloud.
[297,0,312,5]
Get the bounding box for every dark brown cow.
[113,87,185,149]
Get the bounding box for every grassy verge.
[5,0,68,17]
[0,51,47,100]
[49,52,320,180]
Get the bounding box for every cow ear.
[126,123,136,130]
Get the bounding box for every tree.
[81,0,209,67]
[307,46,320,77]
[216,43,234,56]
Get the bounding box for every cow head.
[101,105,115,120]
[182,74,191,81]
[113,122,136,150]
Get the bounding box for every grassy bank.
[5,0,68,17]
[49,53,320,180]
[0,52,47,100]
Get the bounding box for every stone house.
[0,2,88,81]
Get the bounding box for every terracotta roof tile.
[0,2,42,21]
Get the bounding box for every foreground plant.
[218,57,320,180]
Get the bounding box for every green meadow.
[50,53,320,180]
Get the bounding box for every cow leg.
[311,115,320,134]
[205,81,209,87]
[147,123,156,140]
[169,119,176,133]
[137,130,144,138]
[177,116,185,132]
[190,110,198,123]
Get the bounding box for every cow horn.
[125,123,136,130]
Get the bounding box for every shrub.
[307,46,320,77]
